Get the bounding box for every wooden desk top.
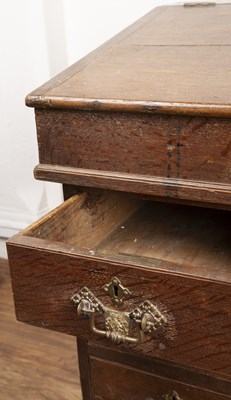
[27,4,231,117]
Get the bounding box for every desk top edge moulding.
[27,4,231,209]
[7,4,231,400]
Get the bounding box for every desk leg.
[77,338,92,400]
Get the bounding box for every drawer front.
[35,109,231,208]
[7,193,231,378]
[90,357,230,400]
[7,243,231,377]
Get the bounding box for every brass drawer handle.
[71,287,167,344]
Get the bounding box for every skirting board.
[0,239,7,259]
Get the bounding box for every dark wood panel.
[62,184,231,212]
[77,339,92,400]
[36,164,231,209]
[7,242,231,377]
[88,342,231,397]
[90,357,231,400]
[35,109,231,207]
[36,110,231,183]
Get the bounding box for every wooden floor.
[0,258,82,400]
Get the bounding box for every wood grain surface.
[0,258,81,400]
[34,109,231,208]
[90,357,231,400]
[26,6,166,110]
[87,341,231,398]
[12,4,231,397]
[10,191,231,282]
[30,4,231,209]
[26,4,231,117]
[36,110,231,184]
[7,215,231,378]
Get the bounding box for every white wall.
[0,0,64,237]
[63,0,174,65]
[0,0,180,238]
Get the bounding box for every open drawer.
[7,191,231,378]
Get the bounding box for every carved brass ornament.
[162,390,182,400]
[71,280,167,345]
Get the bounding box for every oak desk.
[7,4,231,399]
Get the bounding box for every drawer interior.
[22,191,231,281]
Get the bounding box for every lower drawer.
[90,357,230,400]
[7,191,231,377]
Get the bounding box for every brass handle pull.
[71,287,167,344]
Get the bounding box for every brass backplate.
[105,310,130,336]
